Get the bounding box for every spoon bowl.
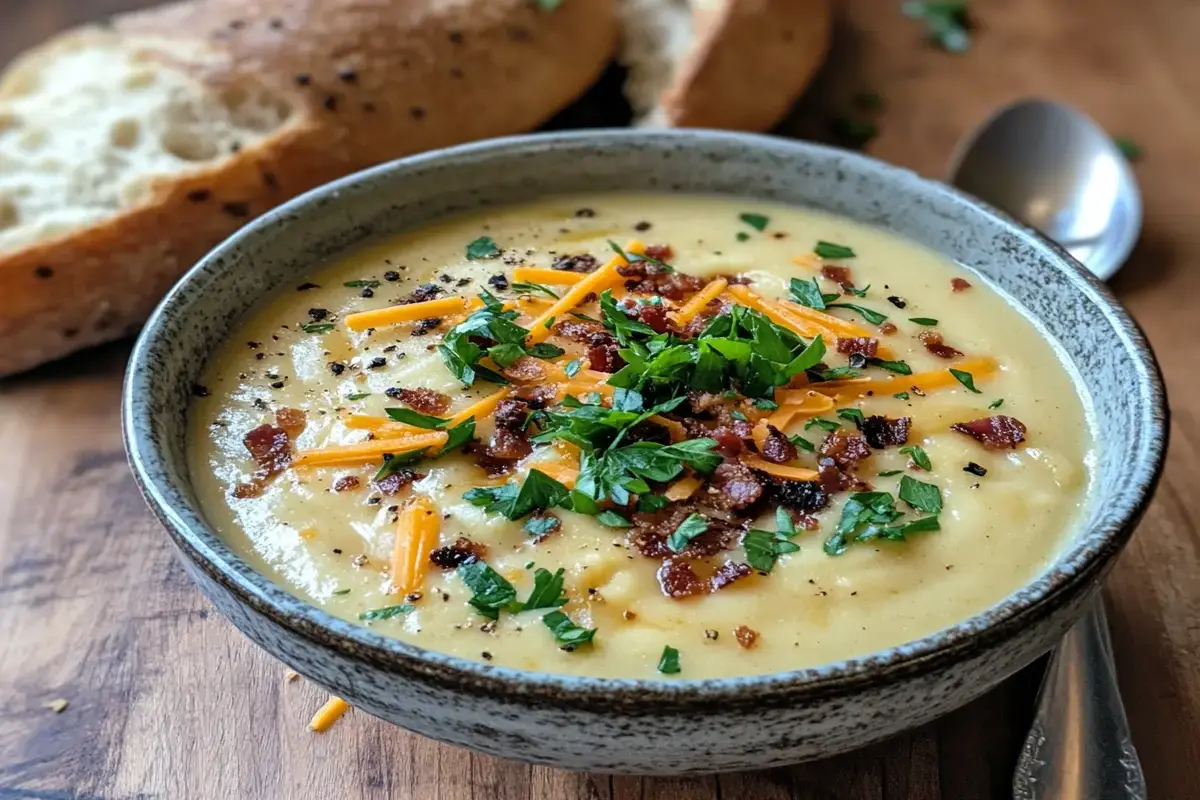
[948,99,1141,280]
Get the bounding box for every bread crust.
[659,0,831,130]
[0,0,617,376]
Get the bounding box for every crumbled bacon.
[720,273,752,286]
[375,468,423,495]
[551,318,607,343]
[631,506,738,558]
[705,461,764,511]
[394,388,451,415]
[644,243,674,261]
[517,385,557,410]
[951,415,1027,449]
[275,407,307,439]
[709,427,745,458]
[500,355,547,383]
[918,330,963,359]
[586,341,625,373]
[879,322,898,335]
[624,270,707,301]
[657,558,706,598]
[244,424,291,478]
[688,391,724,415]
[817,458,853,494]
[493,399,530,431]
[552,253,599,273]
[487,426,532,460]
[837,337,879,359]
[951,277,972,292]
[710,561,752,592]
[429,538,488,569]
[402,283,442,304]
[819,431,872,469]
[861,415,911,449]
[466,441,515,477]
[821,265,854,290]
[623,421,671,445]
[772,480,829,513]
[620,299,673,333]
[759,424,798,464]
[734,625,760,649]
[333,475,361,492]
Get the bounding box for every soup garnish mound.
[190,194,1091,679]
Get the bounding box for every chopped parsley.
[524,515,560,538]
[949,368,982,393]
[510,281,560,299]
[358,604,415,621]
[877,470,903,477]
[837,408,866,426]
[343,279,381,288]
[466,236,501,260]
[384,408,450,429]
[989,398,1005,409]
[789,277,838,310]
[463,469,573,520]
[607,240,674,272]
[457,559,518,619]
[868,357,913,375]
[522,568,568,611]
[805,417,841,433]
[826,302,888,325]
[894,391,911,400]
[743,507,802,573]
[825,491,941,555]
[814,240,856,259]
[542,610,596,649]
[595,510,633,528]
[666,513,709,553]
[657,645,682,674]
[898,475,943,514]
[563,358,582,378]
[300,323,335,334]
[736,231,751,242]
[909,317,938,326]
[739,212,770,232]
[818,366,862,381]
[346,392,372,401]
[790,434,816,452]
[899,444,932,471]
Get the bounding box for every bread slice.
[0,0,617,377]
[617,0,831,130]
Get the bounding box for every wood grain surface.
[1,1,1197,798]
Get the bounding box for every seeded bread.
[0,0,618,377]
[617,0,831,129]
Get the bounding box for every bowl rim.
[123,128,1168,708]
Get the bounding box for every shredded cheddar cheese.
[294,431,449,467]
[392,496,440,594]
[309,697,350,732]
[812,357,999,402]
[512,267,584,286]
[740,454,820,481]
[524,241,643,343]
[672,278,728,325]
[665,475,702,501]
[345,296,480,331]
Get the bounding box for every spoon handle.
[1013,596,1147,800]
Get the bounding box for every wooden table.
[1,1,1197,797]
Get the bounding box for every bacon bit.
[333,475,361,492]
[429,538,488,569]
[709,427,745,458]
[631,506,738,558]
[244,424,291,477]
[705,461,764,511]
[375,469,423,495]
[644,243,674,261]
[710,561,752,592]
[402,283,442,304]
[586,341,625,373]
[526,511,561,542]
[623,265,707,301]
[772,480,830,513]
[821,265,854,290]
[517,385,557,410]
[918,330,963,359]
[836,337,879,359]
[887,295,907,309]
[951,415,1027,449]
[499,355,547,383]
[395,388,451,415]
[759,424,798,464]
[486,426,532,460]
[817,459,853,495]
[466,442,515,477]
[720,273,752,286]
[687,391,724,415]
[623,421,671,445]
[819,431,872,469]
[493,399,530,430]
[619,299,673,333]
[797,514,820,531]
[657,558,705,598]
[552,318,607,343]
[276,407,307,439]
[951,277,972,292]
[879,322,898,335]
[552,253,599,273]
[860,415,911,449]
[734,625,760,649]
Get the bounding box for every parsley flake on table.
[657,645,682,674]
[466,235,501,260]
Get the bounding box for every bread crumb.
[284,669,299,683]
[44,698,69,713]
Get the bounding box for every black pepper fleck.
[34,265,53,279]
[574,208,596,218]
[481,651,493,661]
[964,462,988,476]
[323,95,338,111]
[361,287,374,298]
[329,362,345,375]
[368,357,387,369]
[634,221,651,231]
[297,283,319,291]
[295,73,311,86]
[887,296,907,309]
[410,106,426,120]
[337,68,358,83]
[487,274,509,290]
[269,380,285,389]
[384,271,400,282]
[222,201,250,217]
[308,308,329,321]
[186,189,211,203]
[191,384,210,397]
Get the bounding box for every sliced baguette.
[0,0,617,377]
[618,0,831,129]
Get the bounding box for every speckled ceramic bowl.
[123,130,1167,774]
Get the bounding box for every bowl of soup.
[123,130,1166,773]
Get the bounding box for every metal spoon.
[946,98,1147,799]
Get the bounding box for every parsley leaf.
[814,241,856,259]
[463,469,572,520]
[510,281,560,299]
[825,491,903,555]
[894,391,911,400]
[374,449,425,481]
[638,494,670,513]
[466,236,501,260]
[657,645,682,674]
[989,398,1005,409]
[384,408,449,429]
[899,445,932,471]
[542,610,596,649]
[827,303,888,325]
[805,417,841,433]
[358,604,415,621]
[522,567,568,611]
[595,510,633,528]
[301,323,335,334]
[790,434,815,452]
[457,560,517,619]
[868,357,913,375]
[898,475,943,514]
[599,290,657,346]
[607,240,674,272]
[878,469,903,477]
[909,317,939,326]
[439,417,476,455]
[564,359,582,378]
[666,513,708,553]
[818,366,862,381]
[346,392,372,401]
[739,212,770,232]
[789,277,834,310]
[743,508,802,572]
[949,368,982,393]
[524,515,560,538]
[344,279,381,288]
[736,231,751,242]
[838,408,866,426]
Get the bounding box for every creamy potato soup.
[189,193,1093,679]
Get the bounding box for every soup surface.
[189,193,1093,679]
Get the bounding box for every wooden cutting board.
[2,1,1198,797]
